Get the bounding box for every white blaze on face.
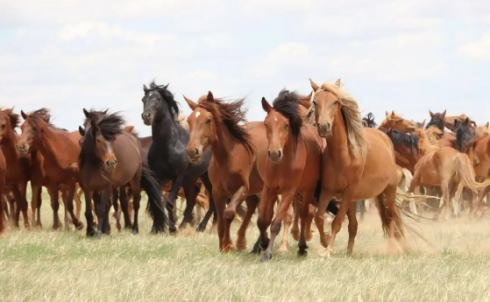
[195,111,201,118]
[274,117,277,122]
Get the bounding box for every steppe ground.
[2,191,490,302]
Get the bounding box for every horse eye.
[334,100,339,105]
[0,124,5,130]
[32,127,37,132]
[206,118,212,125]
[284,124,289,130]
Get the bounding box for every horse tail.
[453,153,490,198]
[140,166,168,229]
[313,180,339,215]
[400,168,413,191]
[373,194,404,239]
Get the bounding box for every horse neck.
[416,129,438,155]
[325,110,350,161]
[36,128,75,168]
[152,107,180,142]
[210,120,237,162]
[0,132,21,162]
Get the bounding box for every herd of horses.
[1,78,489,261]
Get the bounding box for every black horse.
[141,81,217,233]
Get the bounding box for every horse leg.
[7,191,15,225]
[470,187,489,219]
[211,191,227,251]
[30,182,42,229]
[112,188,121,232]
[64,181,83,230]
[180,183,198,230]
[262,188,297,262]
[166,176,185,233]
[119,187,132,229]
[305,204,315,241]
[251,187,274,255]
[18,182,30,230]
[74,187,82,222]
[46,184,61,230]
[357,200,366,221]
[346,204,358,255]
[130,183,141,235]
[314,188,334,248]
[236,195,259,252]
[95,186,112,237]
[83,187,96,237]
[290,195,300,241]
[10,186,23,229]
[297,189,315,257]
[279,202,293,253]
[60,189,71,231]
[222,186,249,252]
[197,173,214,232]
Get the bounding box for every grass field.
[2,192,490,301]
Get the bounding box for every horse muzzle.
[142,112,153,126]
[186,146,203,164]
[317,123,332,138]
[104,159,118,170]
[16,143,30,157]
[268,149,283,163]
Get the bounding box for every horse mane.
[79,112,126,168]
[298,94,312,109]
[362,112,377,128]
[384,128,419,155]
[198,96,254,155]
[425,126,443,145]
[271,89,303,140]
[426,113,445,131]
[83,109,108,126]
[312,82,368,158]
[148,81,180,119]
[455,120,476,152]
[0,108,20,129]
[28,108,68,132]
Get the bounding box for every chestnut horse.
[0,109,31,229]
[18,110,83,230]
[255,89,323,261]
[184,91,262,252]
[476,122,490,137]
[308,78,408,256]
[0,148,5,235]
[465,136,490,216]
[79,111,166,236]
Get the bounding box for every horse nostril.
[278,150,282,158]
[268,150,271,157]
[146,112,151,118]
[194,148,199,156]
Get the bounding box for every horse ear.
[334,78,341,87]
[440,110,446,119]
[309,78,320,92]
[102,109,108,115]
[464,117,470,125]
[21,110,27,119]
[78,126,85,136]
[420,119,426,128]
[391,110,395,117]
[261,97,272,113]
[207,91,214,102]
[429,110,434,118]
[385,111,390,117]
[83,108,90,118]
[183,95,198,111]
[486,122,489,128]
[143,84,149,93]
[124,125,134,132]
[164,83,169,89]
[306,91,312,99]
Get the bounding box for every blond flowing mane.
[414,127,439,154]
[176,115,189,130]
[307,82,368,158]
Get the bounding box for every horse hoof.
[132,229,139,235]
[196,224,206,232]
[297,249,308,257]
[260,252,273,262]
[94,231,102,239]
[75,223,84,231]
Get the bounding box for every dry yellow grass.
[2,192,490,301]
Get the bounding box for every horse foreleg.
[196,174,214,232]
[251,187,274,256]
[278,201,293,253]
[236,195,259,252]
[119,186,132,229]
[112,188,121,232]
[166,176,185,233]
[346,205,358,255]
[314,189,334,249]
[180,183,198,230]
[65,181,83,230]
[47,184,61,230]
[83,187,96,237]
[325,187,355,257]
[290,195,300,241]
[95,186,112,237]
[30,182,42,229]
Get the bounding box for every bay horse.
[184,91,262,252]
[308,78,408,256]
[141,81,214,233]
[255,89,323,261]
[79,111,166,236]
[0,148,5,235]
[17,110,83,230]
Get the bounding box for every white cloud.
[458,32,490,61]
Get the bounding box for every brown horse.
[0,147,5,235]
[0,109,31,229]
[184,91,262,252]
[17,110,83,230]
[308,78,407,256]
[79,111,166,236]
[476,122,490,137]
[254,89,322,261]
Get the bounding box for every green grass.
[2,191,490,301]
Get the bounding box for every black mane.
[426,112,445,131]
[148,81,180,119]
[362,112,377,128]
[455,119,475,152]
[272,89,303,139]
[383,128,419,155]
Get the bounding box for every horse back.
[111,132,142,186]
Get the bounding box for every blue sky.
[1,0,489,136]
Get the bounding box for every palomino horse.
[141,81,214,233]
[308,78,407,256]
[476,123,490,137]
[184,91,262,252]
[17,110,83,230]
[256,89,323,261]
[79,111,166,236]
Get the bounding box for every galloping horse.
[79,111,166,236]
[308,78,407,256]
[17,110,83,230]
[0,147,5,235]
[255,89,324,261]
[141,81,214,233]
[184,91,263,252]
